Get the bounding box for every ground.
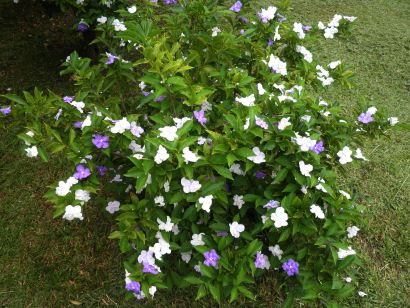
[0,0,409,307]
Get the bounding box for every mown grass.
[0,0,409,307]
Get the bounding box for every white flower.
[310,204,325,219]
[154,195,165,207]
[173,117,191,129]
[354,148,367,161]
[211,27,221,37]
[110,117,130,134]
[182,147,200,163]
[324,26,338,39]
[235,94,255,107]
[150,238,171,260]
[163,181,170,192]
[316,65,334,86]
[197,136,207,145]
[258,6,277,23]
[344,277,352,283]
[201,101,212,111]
[339,190,351,199]
[270,207,288,228]
[97,16,107,24]
[198,195,213,213]
[112,19,127,31]
[277,117,291,130]
[247,147,266,164]
[257,83,266,95]
[129,141,145,154]
[56,177,78,197]
[149,286,157,297]
[138,250,155,265]
[301,115,311,122]
[106,201,120,214]
[315,177,328,193]
[299,161,313,177]
[127,5,137,13]
[244,117,250,129]
[267,54,287,75]
[344,16,357,22]
[301,185,308,194]
[367,106,377,115]
[233,195,245,209]
[347,226,360,238]
[130,121,144,137]
[172,224,180,235]
[273,25,281,41]
[181,177,202,193]
[229,221,245,238]
[26,130,34,138]
[329,14,343,27]
[296,45,312,63]
[181,251,192,263]
[191,233,205,246]
[63,205,83,221]
[294,135,316,151]
[388,117,399,126]
[318,21,326,30]
[358,291,367,297]
[111,174,123,183]
[337,146,353,164]
[328,60,341,69]
[230,164,245,175]
[293,22,305,39]
[159,126,178,141]
[25,145,38,158]
[154,145,170,164]
[337,246,356,259]
[268,244,283,259]
[70,101,85,113]
[81,115,91,129]
[157,216,174,232]
[75,190,91,203]
[261,215,269,224]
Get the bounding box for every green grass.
[0,0,409,306]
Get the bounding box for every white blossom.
[337,247,356,259]
[110,117,130,134]
[97,16,107,24]
[293,22,305,39]
[127,5,137,13]
[182,147,200,163]
[106,201,120,214]
[347,226,360,238]
[354,148,367,160]
[273,25,281,41]
[159,126,178,141]
[173,117,191,129]
[247,147,266,164]
[191,233,205,246]
[268,244,283,259]
[337,146,353,164]
[267,54,287,75]
[358,291,367,297]
[154,195,165,207]
[235,94,255,107]
[270,207,288,228]
[328,60,341,69]
[81,115,91,129]
[230,164,245,175]
[181,177,202,193]
[75,189,91,203]
[198,195,213,213]
[157,216,174,232]
[63,205,83,221]
[25,145,38,158]
[299,161,313,177]
[233,195,245,209]
[339,190,352,199]
[181,251,192,263]
[388,117,399,126]
[229,221,245,238]
[310,204,325,219]
[244,117,250,129]
[277,117,291,130]
[257,83,266,95]
[112,19,127,31]
[154,145,170,164]
[258,6,277,23]
[296,45,312,63]
[211,27,221,37]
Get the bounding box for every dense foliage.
[1,0,399,305]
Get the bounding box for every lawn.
[0,0,409,307]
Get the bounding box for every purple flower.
[95,165,108,176]
[0,106,11,115]
[358,112,374,124]
[267,38,273,47]
[194,110,207,126]
[73,121,83,129]
[143,262,159,275]
[92,135,109,149]
[63,96,74,103]
[303,25,312,31]
[203,249,220,267]
[255,117,268,129]
[164,0,177,4]
[77,21,89,32]
[155,95,166,102]
[238,16,249,23]
[263,200,280,209]
[240,29,245,34]
[230,1,242,12]
[277,14,286,22]
[105,52,118,65]
[254,251,268,269]
[142,91,151,97]
[73,164,91,180]
[255,170,266,179]
[310,140,324,154]
[125,281,141,295]
[282,258,299,276]
[216,231,228,237]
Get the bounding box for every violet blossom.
[73,164,91,180]
[203,249,220,267]
[194,110,207,126]
[282,258,299,276]
[92,135,109,149]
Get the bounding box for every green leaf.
[212,165,233,180]
[208,284,221,303]
[37,147,49,162]
[238,286,255,300]
[184,276,203,285]
[246,239,262,256]
[196,285,207,300]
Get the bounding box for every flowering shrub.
[2,0,399,305]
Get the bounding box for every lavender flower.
[230,1,242,12]
[164,0,177,4]
[203,249,220,267]
[255,117,268,129]
[357,112,374,124]
[277,14,286,22]
[73,121,83,129]
[263,200,280,209]
[282,258,299,276]
[240,29,245,34]
[255,170,267,179]
[0,106,11,115]
[92,135,109,149]
[95,165,108,176]
[73,164,91,180]
[155,95,166,102]
[77,21,89,32]
[63,96,73,103]
[194,110,207,126]
[216,231,228,237]
[310,140,324,154]
[125,281,141,295]
[238,16,249,24]
[254,251,269,269]
[267,38,273,47]
[105,52,119,65]
[303,25,312,31]
[143,262,159,275]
